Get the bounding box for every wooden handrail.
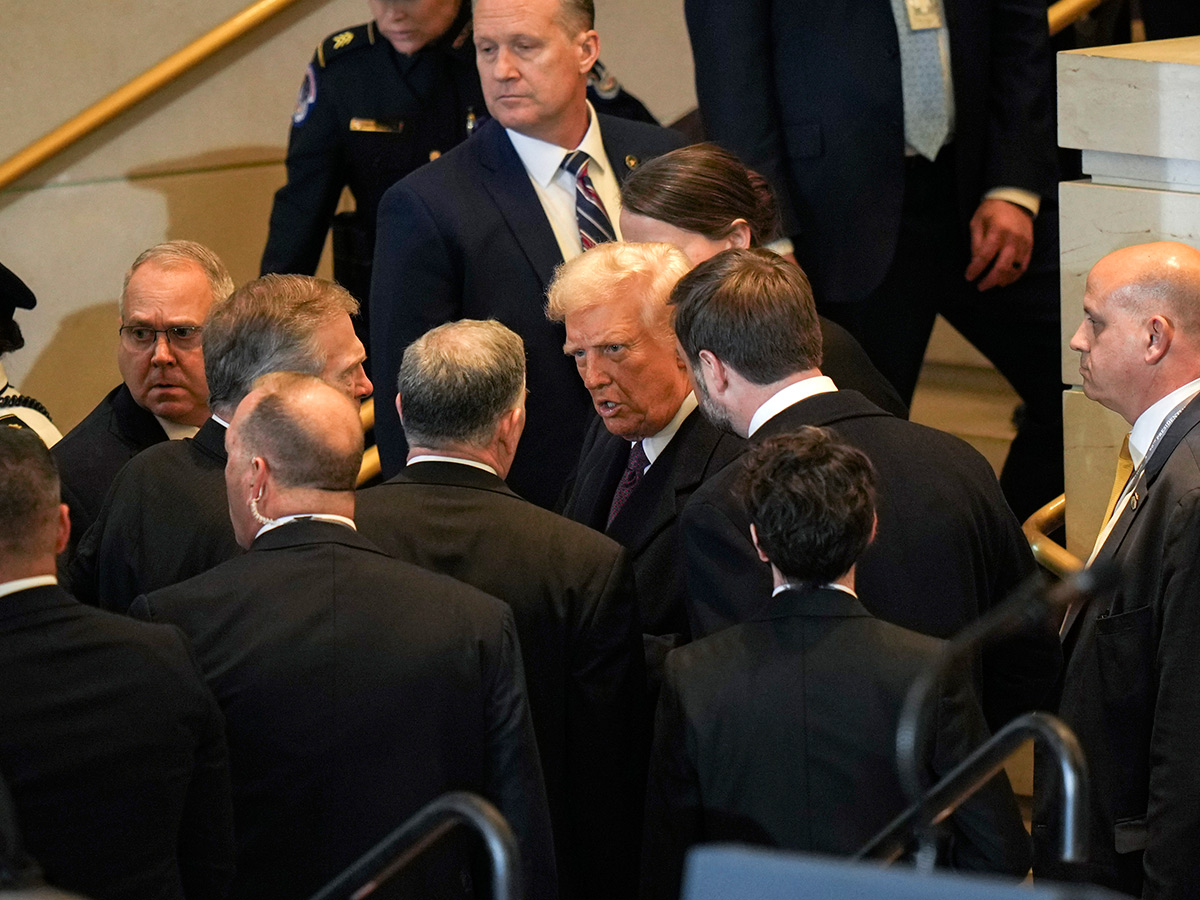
[1023,493,1084,579]
[1048,0,1107,36]
[0,0,306,192]
[0,0,1128,192]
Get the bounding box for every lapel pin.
[625,155,639,170]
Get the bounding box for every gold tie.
[1101,433,1134,526]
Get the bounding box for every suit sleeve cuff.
[985,187,1040,218]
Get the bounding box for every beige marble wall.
[0,0,701,433]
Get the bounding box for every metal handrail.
[356,398,380,487]
[855,711,1089,866]
[308,792,521,900]
[1024,494,1084,578]
[1048,0,1107,36]
[0,0,306,192]
[854,566,1118,872]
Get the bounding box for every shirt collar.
[506,101,605,188]
[642,393,698,465]
[156,416,200,441]
[1129,376,1200,467]
[210,413,231,429]
[772,581,857,598]
[0,575,58,600]
[407,455,499,476]
[748,376,838,437]
[255,513,357,541]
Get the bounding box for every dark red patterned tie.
[607,440,648,527]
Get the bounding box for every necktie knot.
[561,149,591,178]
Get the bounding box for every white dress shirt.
[748,376,838,438]
[507,102,621,261]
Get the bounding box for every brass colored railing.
[1023,493,1084,579]
[357,399,380,487]
[3,0,1109,192]
[0,0,306,192]
[1048,0,1107,35]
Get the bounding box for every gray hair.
[398,319,525,449]
[121,240,235,316]
[204,274,358,417]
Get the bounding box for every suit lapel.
[608,411,716,551]
[570,426,628,531]
[598,113,644,183]
[474,120,563,289]
[1094,394,1200,566]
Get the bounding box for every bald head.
[1071,242,1200,423]
[225,372,364,547]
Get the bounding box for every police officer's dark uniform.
[260,4,658,362]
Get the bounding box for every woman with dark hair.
[620,144,907,418]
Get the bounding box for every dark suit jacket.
[131,520,556,900]
[562,408,745,642]
[369,115,686,508]
[1036,395,1200,899]
[684,0,1056,307]
[52,383,167,562]
[68,417,240,611]
[356,461,643,900]
[681,390,1060,730]
[0,585,233,900]
[641,585,1031,900]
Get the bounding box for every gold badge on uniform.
[332,30,355,49]
[350,118,403,133]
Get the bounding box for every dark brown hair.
[670,247,822,384]
[739,427,876,584]
[620,143,781,245]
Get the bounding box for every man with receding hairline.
[357,319,642,900]
[369,0,684,509]
[1039,241,1200,899]
[70,274,372,611]
[133,371,556,900]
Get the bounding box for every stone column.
[1058,36,1200,557]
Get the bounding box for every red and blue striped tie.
[562,150,615,250]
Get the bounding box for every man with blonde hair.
[548,241,743,654]
[54,240,234,560]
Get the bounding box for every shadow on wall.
[22,302,119,431]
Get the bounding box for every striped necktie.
[561,150,615,250]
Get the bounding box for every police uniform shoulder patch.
[292,64,318,125]
[316,22,374,68]
[587,60,621,101]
